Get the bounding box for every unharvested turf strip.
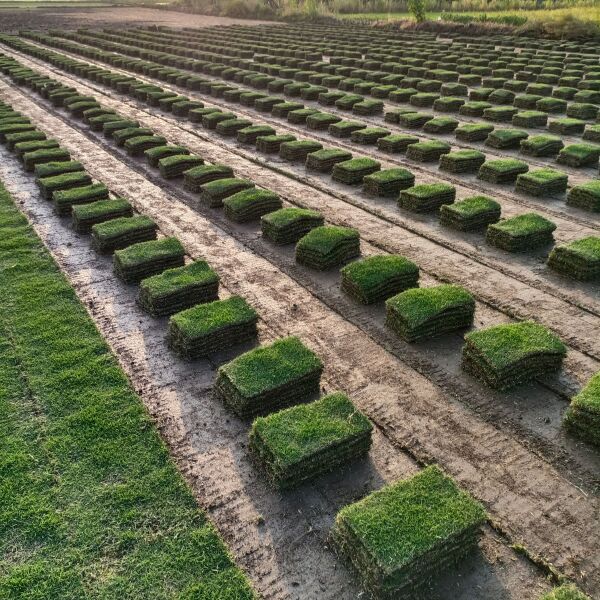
[0,181,255,600]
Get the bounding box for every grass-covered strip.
[331,465,486,598]
[540,584,591,600]
[564,371,600,448]
[478,158,529,184]
[0,181,255,599]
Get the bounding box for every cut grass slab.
[487,213,556,252]
[183,164,234,192]
[567,181,600,212]
[72,197,133,234]
[256,134,297,153]
[547,237,600,281]
[539,584,591,600]
[564,372,600,449]
[406,140,451,162]
[144,144,190,168]
[516,168,568,197]
[351,127,391,145]
[37,171,92,201]
[249,392,372,488]
[377,134,419,153]
[363,168,415,197]
[125,135,168,157]
[158,154,204,179]
[478,158,529,184]
[53,183,109,216]
[439,150,486,174]
[223,188,282,223]
[261,207,324,245]
[216,336,323,419]
[331,465,486,598]
[557,143,600,168]
[23,147,71,172]
[440,196,501,231]
[462,321,566,390]
[520,134,564,158]
[485,128,528,150]
[332,157,381,185]
[306,148,353,173]
[296,225,360,270]
[114,237,186,283]
[198,178,255,209]
[91,215,158,254]
[398,183,456,213]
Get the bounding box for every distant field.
[0,0,161,7]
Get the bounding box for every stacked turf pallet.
[37,170,92,200]
[280,140,323,161]
[296,225,360,270]
[91,215,157,253]
[377,134,419,153]
[145,145,189,168]
[439,150,486,174]
[158,154,203,179]
[462,321,566,390]
[563,372,600,448]
[478,159,529,184]
[183,164,233,192]
[557,144,600,168]
[53,183,109,216]
[168,295,258,358]
[256,134,296,153]
[305,149,352,173]
[386,284,475,342]
[398,184,456,213]
[215,336,323,419]
[137,260,219,317]
[261,207,324,245]
[547,237,600,281]
[455,123,494,143]
[566,182,600,212]
[249,392,372,489]
[341,255,419,304]
[223,188,282,223]
[485,129,528,150]
[520,135,564,157]
[487,213,556,252]
[198,178,254,208]
[331,466,487,599]
[362,168,415,197]
[406,140,451,162]
[515,169,568,197]
[332,158,381,185]
[114,237,186,283]
[72,198,133,233]
[440,196,501,231]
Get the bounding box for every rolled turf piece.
[296,225,360,270]
[256,134,296,153]
[249,392,372,488]
[564,372,600,448]
[406,140,451,162]
[486,213,556,252]
[557,143,600,168]
[520,134,564,158]
[144,145,190,168]
[440,196,501,231]
[439,150,486,174]
[261,207,324,245]
[461,321,566,390]
[516,168,568,197]
[91,215,158,254]
[34,160,84,180]
[478,159,529,184]
[567,181,600,212]
[386,284,475,342]
[306,148,353,173]
[341,254,419,304]
[377,134,419,153]
[547,237,600,281]
[158,154,204,179]
[485,129,528,149]
[332,158,381,185]
[183,165,233,192]
[331,465,486,599]
[398,183,456,213]
[72,197,133,234]
[216,335,323,419]
[198,178,255,208]
[362,168,415,197]
[351,127,390,145]
[279,140,323,161]
[125,135,168,157]
[37,171,92,201]
[23,147,70,172]
[114,237,186,284]
[167,295,258,358]
[53,183,109,216]
[223,188,282,223]
[329,120,365,138]
[137,260,219,317]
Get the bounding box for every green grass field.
[0,180,255,599]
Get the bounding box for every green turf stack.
[455,123,494,142]
[202,111,236,130]
[215,336,323,419]
[377,134,420,153]
[487,213,556,252]
[398,183,456,213]
[198,178,254,208]
[549,118,586,136]
[567,103,598,120]
[237,125,276,144]
[256,134,296,153]
[512,111,548,128]
[249,392,372,488]
[398,112,434,128]
[462,321,566,390]
[353,99,384,116]
[158,154,203,179]
[362,168,415,197]
[37,171,92,201]
[341,255,419,304]
[557,143,600,168]
[520,134,564,157]
[566,181,600,212]
[564,372,600,448]
[14,139,59,159]
[332,158,381,185]
[423,116,459,134]
[386,284,475,342]
[103,119,139,137]
[296,225,360,270]
[112,127,153,146]
[0,122,35,142]
[168,295,258,358]
[478,159,529,184]
[23,147,71,172]
[71,197,133,234]
[279,139,323,161]
[145,145,190,168]
[440,196,501,231]
[547,237,600,281]
[183,164,234,192]
[329,120,365,138]
[306,112,341,131]
[223,188,282,223]
[306,149,353,173]
[460,100,491,117]
[5,130,46,151]
[351,127,391,145]
[287,108,320,125]
[52,183,109,216]
[439,150,486,174]
[137,260,219,317]
[331,465,487,599]
[124,135,167,157]
[485,129,528,149]
[261,207,324,245]
[516,168,568,197]
[114,237,186,283]
[406,140,451,162]
[91,215,157,253]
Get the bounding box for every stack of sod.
[439,150,486,174]
[520,135,564,157]
[144,145,189,168]
[487,213,556,252]
[398,112,434,128]
[287,108,320,125]
[331,465,487,599]
[249,392,372,488]
[256,134,296,153]
[53,183,109,216]
[189,107,219,123]
[0,122,35,142]
[167,295,257,358]
[341,255,419,304]
[332,158,381,185]
[14,139,59,160]
[114,237,185,283]
[549,118,586,136]
[158,154,204,179]
[557,144,600,168]
[279,140,323,161]
[103,119,139,137]
[23,147,70,172]
[198,178,255,208]
[216,118,253,137]
[512,111,548,128]
[72,197,133,234]
[37,171,92,200]
[567,181,600,212]
[422,116,459,134]
[384,109,418,124]
[362,168,415,197]
[296,225,360,270]
[238,125,276,144]
[89,113,121,131]
[351,127,390,145]
[440,196,501,231]
[386,284,475,342]
[261,207,324,245]
[91,215,158,254]
[461,321,566,390]
[223,188,282,223]
[202,111,236,130]
[215,336,323,419]
[547,237,600,281]
[113,127,153,146]
[329,120,365,138]
[377,134,419,153]
[567,103,598,120]
[137,260,219,317]
[398,183,456,213]
[306,149,353,173]
[406,140,451,162]
[516,168,568,197]
[34,160,84,180]
[353,99,384,115]
[6,130,46,151]
[183,164,234,192]
[564,372,600,447]
[478,159,529,184]
[455,123,494,142]
[124,135,167,157]
[460,101,491,117]
[485,129,528,150]
[539,584,591,600]
[306,112,341,131]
